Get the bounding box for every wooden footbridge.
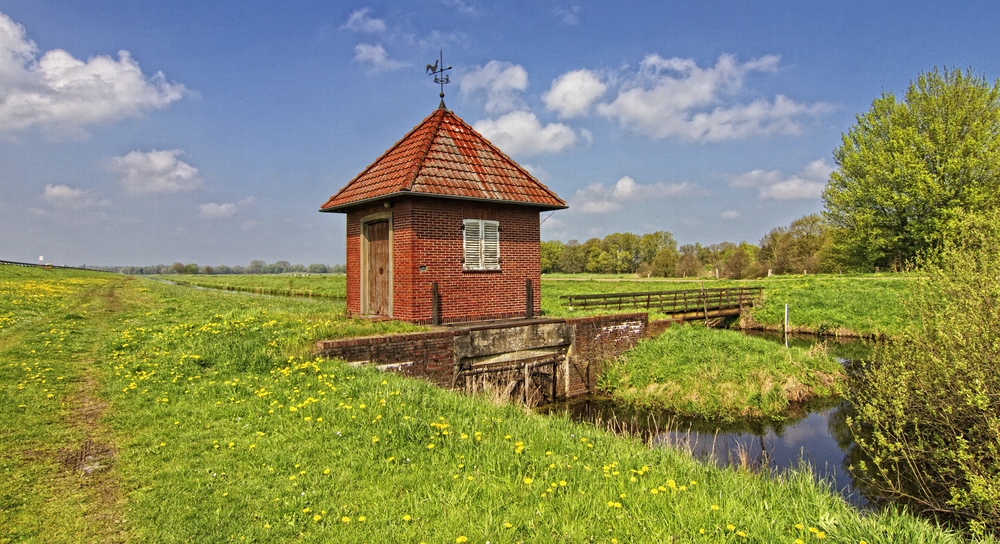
[561,286,763,321]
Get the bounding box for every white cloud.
[720,210,739,220]
[198,196,256,219]
[473,111,578,156]
[0,12,186,137]
[729,158,833,200]
[595,54,829,141]
[353,43,404,74]
[460,61,528,114]
[109,149,203,194]
[198,202,236,219]
[571,175,702,214]
[343,8,386,33]
[353,43,404,73]
[40,183,108,209]
[543,69,606,118]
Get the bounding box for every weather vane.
[426,50,452,103]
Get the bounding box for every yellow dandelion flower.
[523,477,533,485]
[313,515,322,522]
[559,480,567,487]
[403,515,411,521]
[816,532,826,540]
[358,516,366,523]
[341,517,350,523]
[427,443,435,449]
[504,522,513,528]
[736,530,746,537]
[727,524,736,531]
[711,504,720,511]
[456,537,468,543]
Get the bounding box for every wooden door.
[365,220,390,316]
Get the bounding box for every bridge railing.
[561,286,763,314]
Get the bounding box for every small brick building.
[320,104,567,324]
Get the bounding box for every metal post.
[526,279,534,318]
[432,282,440,326]
[784,303,789,348]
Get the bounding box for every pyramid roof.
[320,105,567,212]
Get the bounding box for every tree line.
[542,213,832,279]
[90,260,346,275]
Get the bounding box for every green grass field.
[598,325,846,420]
[1,264,978,542]
[156,273,347,299]
[541,273,917,336]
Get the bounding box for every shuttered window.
[463,219,500,271]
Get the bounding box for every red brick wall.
[315,330,459,387]
[344,196,542,323]
[563,313,649,397]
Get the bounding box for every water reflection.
[544,334,876,507]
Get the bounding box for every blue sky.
[1,1,997,267]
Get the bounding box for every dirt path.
[56,279,129,542]
[8,278,130,543]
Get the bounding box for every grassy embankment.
[1,265,974,542]
[544,273,916,420]
[597,326,846,420]
[155,273,347,299]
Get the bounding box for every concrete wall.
[314,313,654,401]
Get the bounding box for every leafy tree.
[171,262,184,274]
[557,240,587,273]
[307,263,329,274]
[182,263,199,274]
[722,242,758,279]
[641,231,679,276]
[759,214,832,274]
[824,68,1000,270]
[247,260,265,274]
[540,240,564,273]
[650,248,678,277]
[849,210,1000,533]
[676,244,702,277]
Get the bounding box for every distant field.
[541,273,919,336]
[155,273,346,299]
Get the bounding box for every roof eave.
[318,191,568,213]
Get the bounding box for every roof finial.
[425,50,452,108]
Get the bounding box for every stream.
[543,334,873,507]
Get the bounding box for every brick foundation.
[315,313,657,400]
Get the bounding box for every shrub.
[848,210,1000,535]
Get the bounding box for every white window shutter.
[482,220,500,270]
[463,219,482,269]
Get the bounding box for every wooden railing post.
[432,282,440,326]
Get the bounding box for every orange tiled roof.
[320,105,567,212]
